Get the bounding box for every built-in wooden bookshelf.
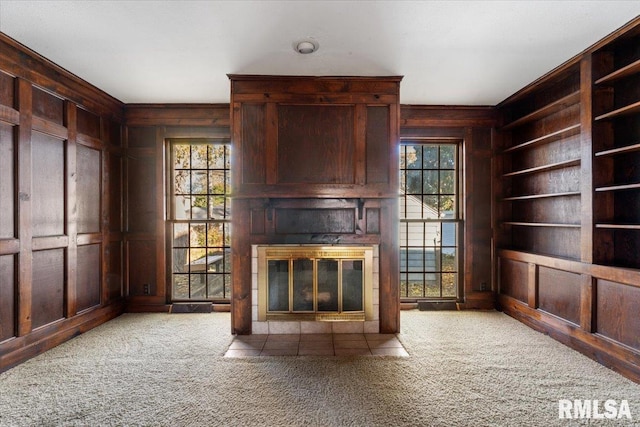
[594,58,640,85]
[595,142,640,157]
[592,25,640,268]
[502,124,580,153]
[497,65,582,260]
[502,159,580,178]
[496,16,640,386]
[500,90,580,131]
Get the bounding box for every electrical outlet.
[480,282,487,291]
[143,284,150,295]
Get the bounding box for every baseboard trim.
[498,294,640,384]
[0,302,124,373]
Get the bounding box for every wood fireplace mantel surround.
[3,17,640,383]
[228,75,402,334]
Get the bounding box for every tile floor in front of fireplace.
[224,333,409,357]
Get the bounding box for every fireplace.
[230,75,401,334]
[252,245,379,334]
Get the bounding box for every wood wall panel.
[76,144,101,234]
[231,198,251,334]
[0,255,15,342]
[366,208,380,234]
[106,119,122,146]
[538,266,581,325]
[499,258,528,303]
[379,198,399,333]
[366,106,390,184]
[127,240,156,297]
[121,104,230,312]
[126,156,156,233]
[106,241,122,302]
[31,132,65,237]
[277,105,355,184]
[231,77,401,97]
[596,279,640,350]
[127,126,156,148]
[274,208,355,234]
[0,71,15,108]
[250,209,265,235]
[77,107,100,139]
[125,104,230,128]
[231,76,401,333]
[400,107,496,308]
[0,122,15,239]
[466,127,493,294]
[0,33,124,372]
[498,243,640,382]
[31,249,65,329]
[107,152,123,232]
[240,104,266,185]
[77,244,101,312]
[32,86,63,125]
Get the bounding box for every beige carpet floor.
[1,310,639,426]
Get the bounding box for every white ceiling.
[0,1,638,106]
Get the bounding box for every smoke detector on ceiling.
[294,39,319,54]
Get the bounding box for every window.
[168,140,231,301]
[399,141,462,299]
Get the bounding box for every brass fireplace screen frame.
[257,246,374,321]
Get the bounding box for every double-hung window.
[399,141,462,300]
[167,140,231,301]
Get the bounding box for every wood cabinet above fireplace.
[228,75,402,199]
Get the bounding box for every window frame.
[399,138,464,301]
[166,138,232,302]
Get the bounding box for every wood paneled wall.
[496,17,640,382]
[123,104,230,312]
[2,16,638,385]
[229,75,401,334]
[0,34,124,372]
[401,106,497,309]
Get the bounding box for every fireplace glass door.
[267,258,364,314]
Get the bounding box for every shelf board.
[595,100,640,121]
[595,142,640,157]
[595,223,640,230]
[595,183,640,192]
[500,91,581,131]
[503,221,581,228]
[502,191,581,201]
[595,59,640,85]
[503,124,581,153]
[503,159,580,178]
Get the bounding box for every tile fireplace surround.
[251,244,380,334]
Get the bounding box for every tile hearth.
[224,333,409,357]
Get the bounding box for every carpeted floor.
[1,310,639,426]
